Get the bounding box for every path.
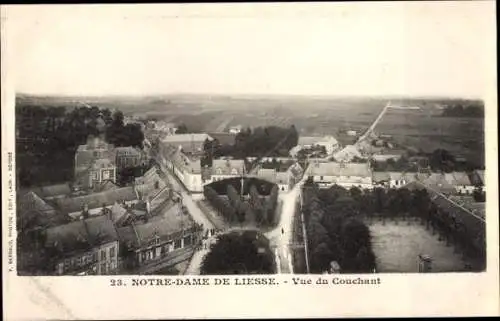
[355,101,392,145]
[264,174,308,274]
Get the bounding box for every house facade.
[44,215,119,275]
[444,172,476,195]
[74,135,117,189]
[306,161,373,189]
[115,146,145,169]
[117,204,202,272]
[210,159,246,182]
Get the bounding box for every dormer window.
[216,168,222,175]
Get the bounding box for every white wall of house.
[389,179,407,189]
[455,185,476,195]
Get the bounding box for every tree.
[200,231,274,275]
[176,124,188,134]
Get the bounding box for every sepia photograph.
[2,1,498,319]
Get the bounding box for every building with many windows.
[115,146,145,169]
[117,203,201,273]
[306,161,373,189]
[44,215,119,275]
[74,135,117,189]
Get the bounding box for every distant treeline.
[16,104,144,187]
[440,104,484,118]
[202,125,299,166]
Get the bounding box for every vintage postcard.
[2,2,499,319]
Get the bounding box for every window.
[320,176,324,181]
[101,249,106,261]
[183,235,192,246]
[174,239,182,249]
[109,246,115,258]
[100,263,106,274]
[92,252,98,262]
[91,171,98,180]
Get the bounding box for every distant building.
[333,145,363,163]
[444,172,475,195]
[469,170,485,192]
[306,161,373,189]
[346,130,357,136]
[387,172,418,189]
[117,203,201,272]
[292,136,340,157]
[419,173,456,195]
[115,146,145,169]
[44,215,119,275]
[210,159,246,182]
[160,144,203,193]
[253,162,304,192]
[74,135,117,189]
[160,133,213,156]
[229,125,243,134]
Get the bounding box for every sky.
[3,2,496,98]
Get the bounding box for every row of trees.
[303,183,376,273]
[202,125,299,163]
[306,180,486,271]
[203,183,279,227]
[370,149,483,173]
[441,104,484,118]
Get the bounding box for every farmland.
[15,94,485,167]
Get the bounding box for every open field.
[16,94,485,166]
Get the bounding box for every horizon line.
[15,92,483,101]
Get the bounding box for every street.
[265,174,308,274]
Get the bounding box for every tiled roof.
[333,145,362,162]
[160,133,212,154]
[298,136,338,146]
[444,172,472,186]
[18,191,56,214]
[307,162,371,178]
[372,171,390,182]
[212,159,245,176]
[93,180,119,193]
[45,215,118,255]
[56,187,138,214]
[117,204,193,249]
[421,173,456,194]
[31,183,71,199]
[115,146,142,157]
[110,203,129,224]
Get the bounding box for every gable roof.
[117,204,194,249]
[56,187,138,214]
[298,136,338,147]
[31,183,71,199]
[333,145,363,162]
[115,146,142,157]
[212,159,245,176]
[307,162,371,178]
[45,215,118,256]
[18,191,56,214]
[160,134,212,154]
[444,172,472,186]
